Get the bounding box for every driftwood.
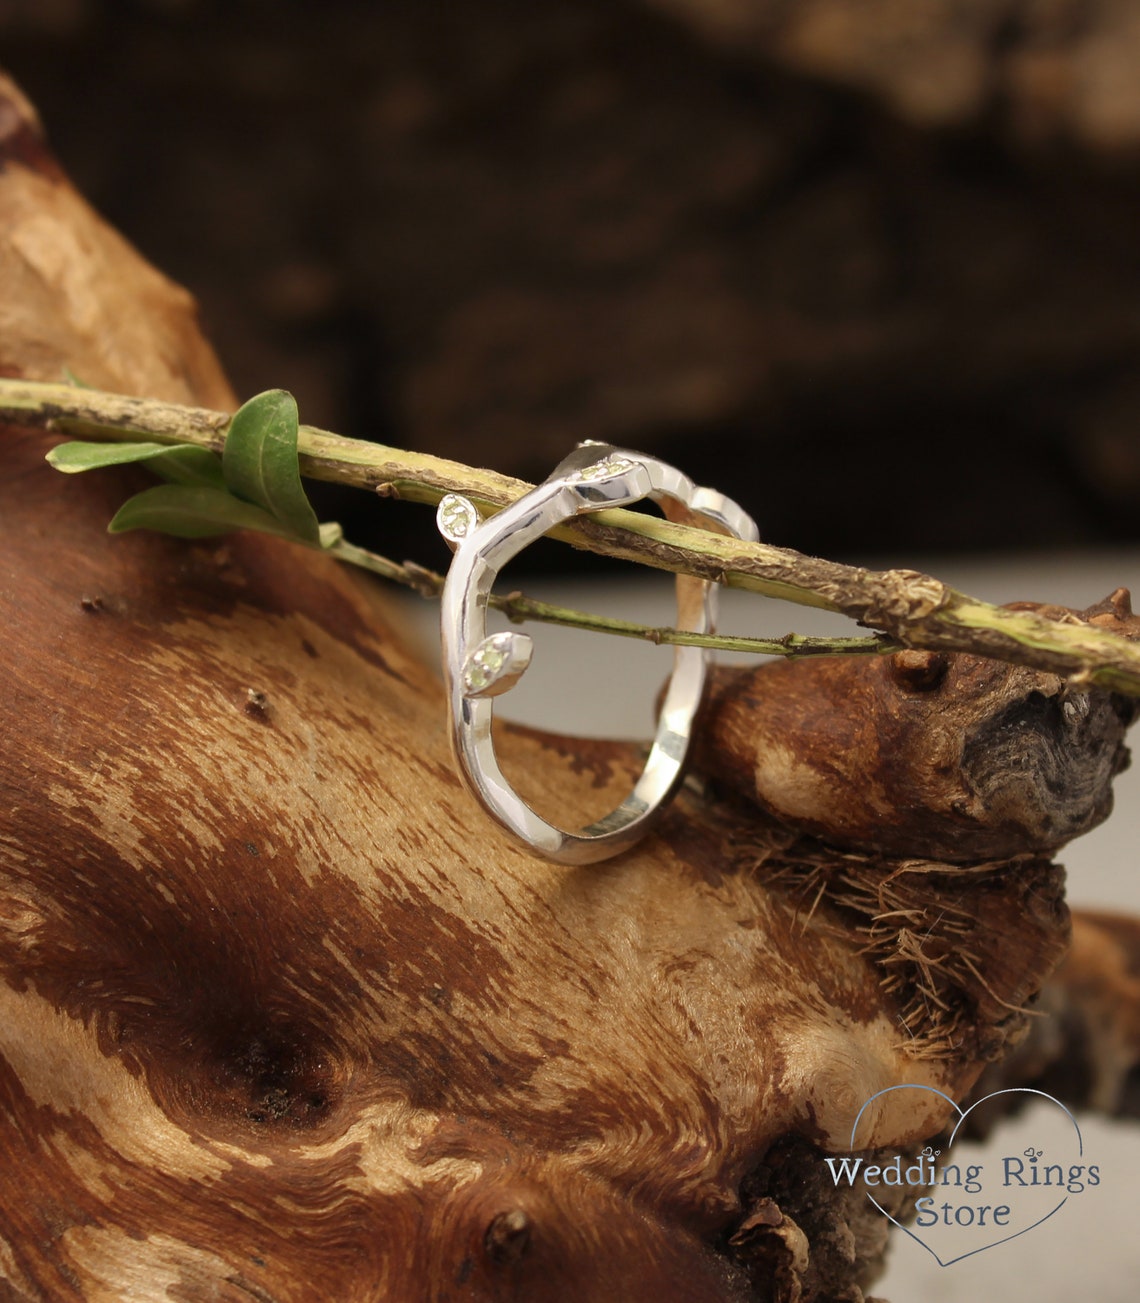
[963,909,1140,1134]
[2,70,1140,1302]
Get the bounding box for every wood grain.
[0,68,1131,1302]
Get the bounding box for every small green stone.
[440,495,476,537]
[464,643,508,692]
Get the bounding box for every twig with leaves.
[3,377,1140,693]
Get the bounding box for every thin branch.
[5,377,1140,694]
[327,537,898,657]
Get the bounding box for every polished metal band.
[437,442,758,864]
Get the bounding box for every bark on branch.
[4,376,1140,696]
[3,62,1140,1303]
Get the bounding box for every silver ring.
[436,442,758,864]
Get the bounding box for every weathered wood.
[970,906,1140,1109]
[696,607,1139,864]
[0,68,1134,1303]
[6,408,948,1298]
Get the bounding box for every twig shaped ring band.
[436,442,759,864]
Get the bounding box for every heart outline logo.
[849,1085,1084,1267]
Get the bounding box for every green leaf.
[47,440,225,488]
[147,448,226,489]
[49,440,181,471]
[222,389,320,544]
[108,484,297,540]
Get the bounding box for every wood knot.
[730,1197,784,1241]
[484,1209,531,1267]
[889,648,948,691]
[1083,586,1136,626]
[244,688,271,722]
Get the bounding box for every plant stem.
[6,377,1140,694]
[327,537,897,658]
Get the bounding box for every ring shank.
[439,446,758,864]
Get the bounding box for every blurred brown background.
[5,0,1140,568]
